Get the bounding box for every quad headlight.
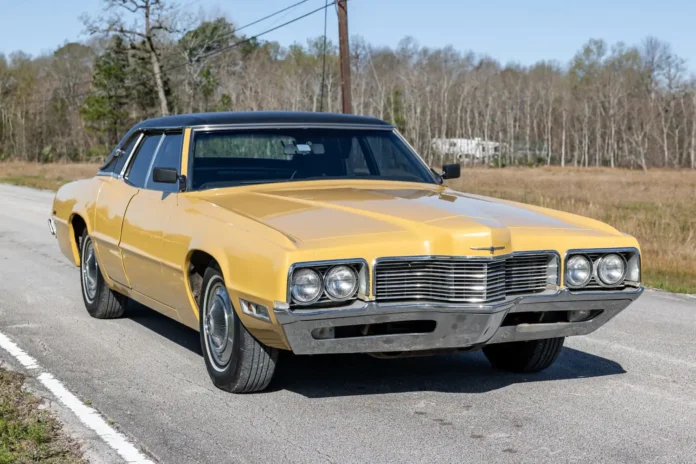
[290,268,323,304]
[288,261,366,306]
[565,255,592,288]
[324,265,358,300]
[565,249,638,290]
[597,254,626,286]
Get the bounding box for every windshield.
[190,128,437,190]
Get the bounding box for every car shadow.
[125,303,626,397]
[125,302,202,356]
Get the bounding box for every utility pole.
[337,0,352,114]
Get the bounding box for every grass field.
[0,162,98,191]
[0,368,83,463]
[1,162,694,293]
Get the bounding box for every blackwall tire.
[483,337,565,373]
[198,266,278,393]
[79,230,127,319]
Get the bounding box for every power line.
[163,1,338,73]
[233,0,310,36]
[25,0,338,107]
[319,0,329,112]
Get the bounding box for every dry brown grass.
[1,162,694,293]
[450,167,696,293]
[0,162,98,191]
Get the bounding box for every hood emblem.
[471,246,506,255]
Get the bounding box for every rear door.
[92,133,143,287]
[119,132,184,316]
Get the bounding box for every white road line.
[0,331,39,369]
[39,373,153,464]
[0,330,153,464]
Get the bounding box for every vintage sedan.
[49,111,643,393]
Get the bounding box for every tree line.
[0,0,694,170]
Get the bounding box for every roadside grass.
[0,368,84,463]
[0,162,694,293]
[0,163,98,191]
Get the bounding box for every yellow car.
[49,112,643,393]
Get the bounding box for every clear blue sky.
[0,0,694,71]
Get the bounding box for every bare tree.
[83,0,177,116]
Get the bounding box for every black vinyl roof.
[133,111,392,130]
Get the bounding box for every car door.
[119,131,184,318]
[92,133,143,287]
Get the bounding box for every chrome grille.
[374,253,557,304]
[506,254,554,295]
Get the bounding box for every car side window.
[104,135,140,175]
[147,133,183,192]
[125,134,163,188]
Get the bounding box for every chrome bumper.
[273,288,644,355]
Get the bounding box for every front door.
[119,132,185,315]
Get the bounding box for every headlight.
[597,254,626,286]
[290,269,323,304]
[566,255,592,288]
[324,265,358,300]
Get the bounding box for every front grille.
[374,253,557,304]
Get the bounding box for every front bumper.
[273,288,644,355]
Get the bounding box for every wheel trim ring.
[81,238,98,302]
[203,280,234,372]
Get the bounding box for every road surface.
[0,183,694,464]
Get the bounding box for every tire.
[483,337,564,373]
[199,267,278,393]
[79,230,128,319]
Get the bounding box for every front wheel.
[483,338,564,373]
[199,267,278,393]
[79,230,127,319]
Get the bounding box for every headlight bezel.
[287,259,368,307]
[564,248,641,291]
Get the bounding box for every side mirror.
[441,164,461,180]
[153,167,179,184]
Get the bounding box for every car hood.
[195,181,622,245]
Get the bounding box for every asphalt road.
[0,183,695,464]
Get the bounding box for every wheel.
[483,338,564,373]
[79,230,127,319]
[199,266,278,393]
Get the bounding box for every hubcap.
[81,238,98,302]
[203,282,234,370]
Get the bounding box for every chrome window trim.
[372,250,561,299]
[122,132,162,186]
[287,258,369,305]
[190,123,394,132]
[118,132,146,180]
[564,247,641,289]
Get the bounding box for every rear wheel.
[79,230,127,319]
[483,338,564,373]
[199,267,278,393]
